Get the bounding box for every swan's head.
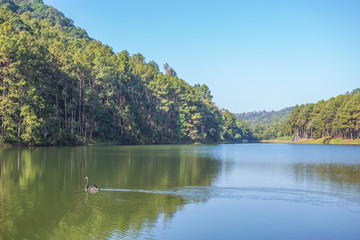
[85,176,88,181]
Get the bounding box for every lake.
[1,144,360,239]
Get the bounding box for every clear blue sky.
[44,0,360,113]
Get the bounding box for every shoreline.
[260,138,360,145]
[2,138,360,148]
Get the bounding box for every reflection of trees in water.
[53,191,188,240]
[0,146,221,239]
[107,146,221,188]
[293,163,360,191]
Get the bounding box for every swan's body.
[85,176,100,192]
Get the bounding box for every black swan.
[85,176,100,192]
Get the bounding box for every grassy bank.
[261,138,360,145]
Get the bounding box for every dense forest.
[238,107,293,125]
[284,89,360,140]
[237,89,360,141]
[0,0,252,145]
[236,107,293,140]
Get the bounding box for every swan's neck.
[85,178,89,190]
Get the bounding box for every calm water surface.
[1,144,360,239]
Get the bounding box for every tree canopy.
[284,91,360,140]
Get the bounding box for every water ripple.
[102,186,360,208]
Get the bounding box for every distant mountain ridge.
[237,107,294,125]
[237,89,360,126]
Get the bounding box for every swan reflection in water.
[85,176,100,193]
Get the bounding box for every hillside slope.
[284,89,360,140]
[0,0,88,38]
[237,107,294,125]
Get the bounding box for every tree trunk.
[56,78,59,124]
[17,95,23,139]
[2,77,5,140]
[78,77,83,135]
[64,97,67,129]
[83,113,87,142]
[89,85,98,140]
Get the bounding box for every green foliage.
[284,91,360,140]
[0,0,88,38]
[251,123,284,140]
[238,107,294,125]
[238,107,292,140]
[241,89,360,141]
[221,110,252,143]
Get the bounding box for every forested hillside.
[284,89,360,140]
[0,0,251,145]
[238,107,293,125]
[0,0,88,38]
[236,107,293,140]
[238,89,360,141]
